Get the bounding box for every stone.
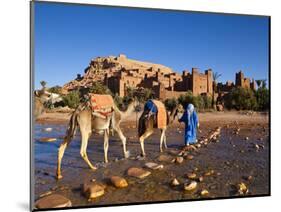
[187,173,197,180]
[82,182,105,199]
[245,137,249,141]
[43,127,52,132]
[198,176,204,182]
[171,178,180,186]
[145,162,164,170]
[127,167,151,179]
[39,191,52,198]
[204,170,215,176]
[200,189,209,196]
[175,156,184,164]
[237,182,248,195]
[158,154,174,163]
[195,144,201,148]
[35,194,72,209]
[39,137,57,142]
[186,155,194,160]
[110,176,128,188]
[184,181,197,191]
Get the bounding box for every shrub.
[224,87,257,110]
[89,82,111,95]
[48,85,62,94]
[255,87,269,111]
[164,98,178,111]
[62,90,80,108]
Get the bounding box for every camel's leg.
[139,129,153,157]
[80,129,96,170]
[104,129,109,163]
[113,124,129,158]
[57,136,71,180]
[160,129,165,152]
[164,133,168,149]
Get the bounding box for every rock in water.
[185,155,194,160]
[145,162,164,170]
[82,182,105,199]
[187,173,197,180]
[35,194,72,209]
[237,182,248,195]
[171,178,180,186]
[39,137,57,142]
[175,156,184,164]
[127,167,151,179]
[110,176,128,188]
[184,181,197,191]
[200,189,209,196]
[158,154,174,163]
[43,127,52,132]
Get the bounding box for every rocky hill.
[62,54,174,92]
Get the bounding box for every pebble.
[171,178,180,186]
[39,191,52,198]
[158,155,174,163]
[245,137,249,141]
[200,189,209,196]
[110,176,128,188]
[127,167,151,179]
[185,155,194,160]
[187,173,197,180]
[145,162,164,170]
[237,182,248,195]
[43,127,52,132]
[175,156,184,164]
[35,194,72,209]
[204,170,215,176]
[82,182,105,199]
[198,176,204,182]
[39,137,57,142]
[184,181,197,191]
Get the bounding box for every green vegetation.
[255,87,269,111]
[164,98,178,111]
[62,90,80,109]
[88,82,112,94]
[48,85,62,94]
[178,91,212,110]
[224,87,257,110]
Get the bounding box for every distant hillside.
[62,54,174,92]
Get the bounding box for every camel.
[56,97,137,179]
[138,100,178,157]
[34,90,51,119]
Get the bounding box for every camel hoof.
[124,151,130,158]
[91,166,97,171]
[57,174,63,180]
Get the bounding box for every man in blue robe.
[179,104,199,146]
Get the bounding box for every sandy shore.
[33,111,269,209]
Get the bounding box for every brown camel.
[138,100,178,157]
[34,90,51,119]
[57,97,137,179]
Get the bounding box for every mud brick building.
[63,54,256,101]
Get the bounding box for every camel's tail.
[64,110,79,142]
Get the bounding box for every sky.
[34,2,269,89]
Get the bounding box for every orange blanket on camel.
[152,100,167,129]
[90,94,114,116]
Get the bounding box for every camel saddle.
[150,100,167,129]
[90,94,114,119]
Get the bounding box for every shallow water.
[33,120,269,208]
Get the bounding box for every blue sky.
[34,2,269,89]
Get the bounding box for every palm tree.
[261,79,267,88]
[255,80,262,89]
[212,72,222,107]
[40,80,47,89]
